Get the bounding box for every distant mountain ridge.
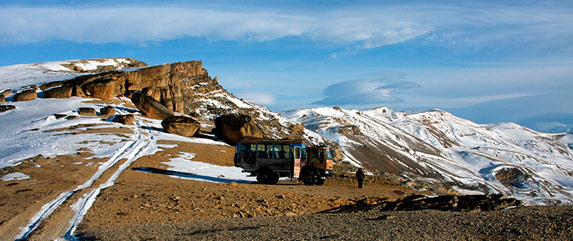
[282,106,573,204]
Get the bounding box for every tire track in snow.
[63,121,154,240]
[15,119,155,240]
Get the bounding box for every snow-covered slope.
[0,60,256,240]
[282,107,573,204]
[0,58,145,91]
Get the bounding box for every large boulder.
[78,107,97,116]
[0,105,15,113]
[112,114,135,125]
[99,106,116,118]
[495,167,530,188]
[161,116,201,137]
[214,114,264,144]
[82,78,118,100]
[13,90,37,101]
[43,85,73,98]
[131,92,174,120]
[0,89,11,98]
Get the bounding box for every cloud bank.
[1,3,571,53]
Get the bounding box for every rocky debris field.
[77,205,573,240]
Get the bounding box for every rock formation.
[99,106,116,119]
[38,61,208,112]
[0,105,15,113]
[0,89,11,97]
[131,92,174,120]
[14,90,37,102]
[214,114,265,144]
[60,58,147,73]
[44,85,73,99]
[112,115,135,125]
[17,60,339,152]
[78,108,97,116]
[328,194,521,213]
[161,116,201,137]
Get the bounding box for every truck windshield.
[325,149,333,160]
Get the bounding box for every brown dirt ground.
[0,153,107,240]
[76,140,433,235]
[0,117,135,240]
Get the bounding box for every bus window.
[294,146,300,159]
[273,144,281,159]
[257,144,267,158]
[274,144,290,159]
[266,144,273,159]
[240,143,254,153]
[282,145,291,159]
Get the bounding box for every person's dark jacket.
[356,169,365,181]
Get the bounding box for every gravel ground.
[78,205,572,240]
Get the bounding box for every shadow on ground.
[132,167,253,184]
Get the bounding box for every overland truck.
[234,139,334,185]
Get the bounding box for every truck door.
[292,146,301,178]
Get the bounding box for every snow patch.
[2,172,31,181]
[161,152,255,183]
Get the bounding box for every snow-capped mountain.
[282,107,573,204]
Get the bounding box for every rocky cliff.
[13,60,336,150]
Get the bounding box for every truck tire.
[270,172,279,184]
[316,177,325,185]
[257,169,272,184]
[302,168,317,185]
[257,169,279,184]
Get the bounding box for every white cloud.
[0,3,571,54]
[236,91,276,105]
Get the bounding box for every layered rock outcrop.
[41,61,210,112]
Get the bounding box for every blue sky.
[1,0,572,132]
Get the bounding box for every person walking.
[356,168,365,188]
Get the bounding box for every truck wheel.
[270,172,280,184]
[302,169,316,185]
[257,170,272,184]
[316,178,325,185]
